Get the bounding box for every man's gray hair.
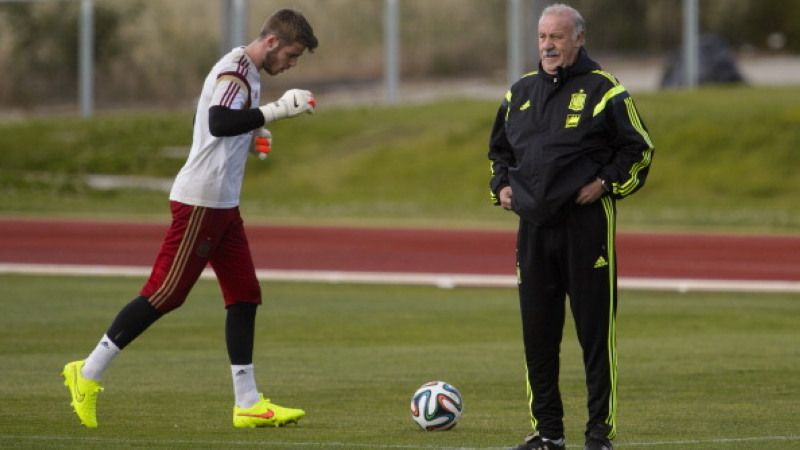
[540,3,585,38]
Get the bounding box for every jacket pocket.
[508,166,549,224]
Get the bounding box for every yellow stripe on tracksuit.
[504,90,513,121]
[525,364,537,431]
[592,85,626,117]
[601,195,618,439]
[591,73,654,198]
[489,161,499,203]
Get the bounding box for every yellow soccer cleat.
[233,394,305,428]
[62,360,103,428]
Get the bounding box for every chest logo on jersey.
[568,89,587,111]
[520,100,531,111]
[565,114,581,128]
[565,89,586,128]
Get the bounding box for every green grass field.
[1,85,798,448]
[1,274,798,449]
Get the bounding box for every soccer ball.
[410,381,463,431]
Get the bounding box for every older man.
[488,4,654,450]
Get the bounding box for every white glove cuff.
[259,101,288,124]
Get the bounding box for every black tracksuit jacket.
[488,48,654,225]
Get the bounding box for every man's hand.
[575,178,607,205]
[259,89,316,123]
[250,128,272,160]
[499,186,513,210]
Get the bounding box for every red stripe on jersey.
[238,55,249,77]
[222,84,241,108]
[216,69,252,108]
[220,82,235,107]
[218,70,251,92]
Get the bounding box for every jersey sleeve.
[208,105,265,137]
[593,82,655,199]
[207,56,264,137]
[487,90,515,205]
[210,57,253,110]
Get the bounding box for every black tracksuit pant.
[516,196,618,441]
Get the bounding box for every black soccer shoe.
[584,437,613,450]
[510,432,566,450]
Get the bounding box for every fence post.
[682,0,699,87]
[79,0,94,118]
[221,0,248,55]
[384,0,399,104]
[507,0,523,85]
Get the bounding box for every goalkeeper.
[62,9,318,429]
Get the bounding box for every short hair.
[540,3,585,39]
[259,9,318,53]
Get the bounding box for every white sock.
[231,364,260,408]
[81,334,120,381]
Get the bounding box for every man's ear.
[264,34,281,52]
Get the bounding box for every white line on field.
[1,262,799,293]
[1,434,798,449]
[0,435,495,449]
[614,434,800,447]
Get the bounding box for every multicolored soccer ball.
[410,381,463,431]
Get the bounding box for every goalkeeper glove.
[259,89,316,124]
[251,128,272,160]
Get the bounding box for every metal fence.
[0,0,797,116]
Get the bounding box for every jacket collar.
[537,47,600,86]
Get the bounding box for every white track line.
[1,434,798,449]
[1,263,799,293]
[615,435,800,448]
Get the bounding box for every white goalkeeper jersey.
[170,47,261,208]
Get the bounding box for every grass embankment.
[1,85,798,231]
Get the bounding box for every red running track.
[0,218,798,282]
